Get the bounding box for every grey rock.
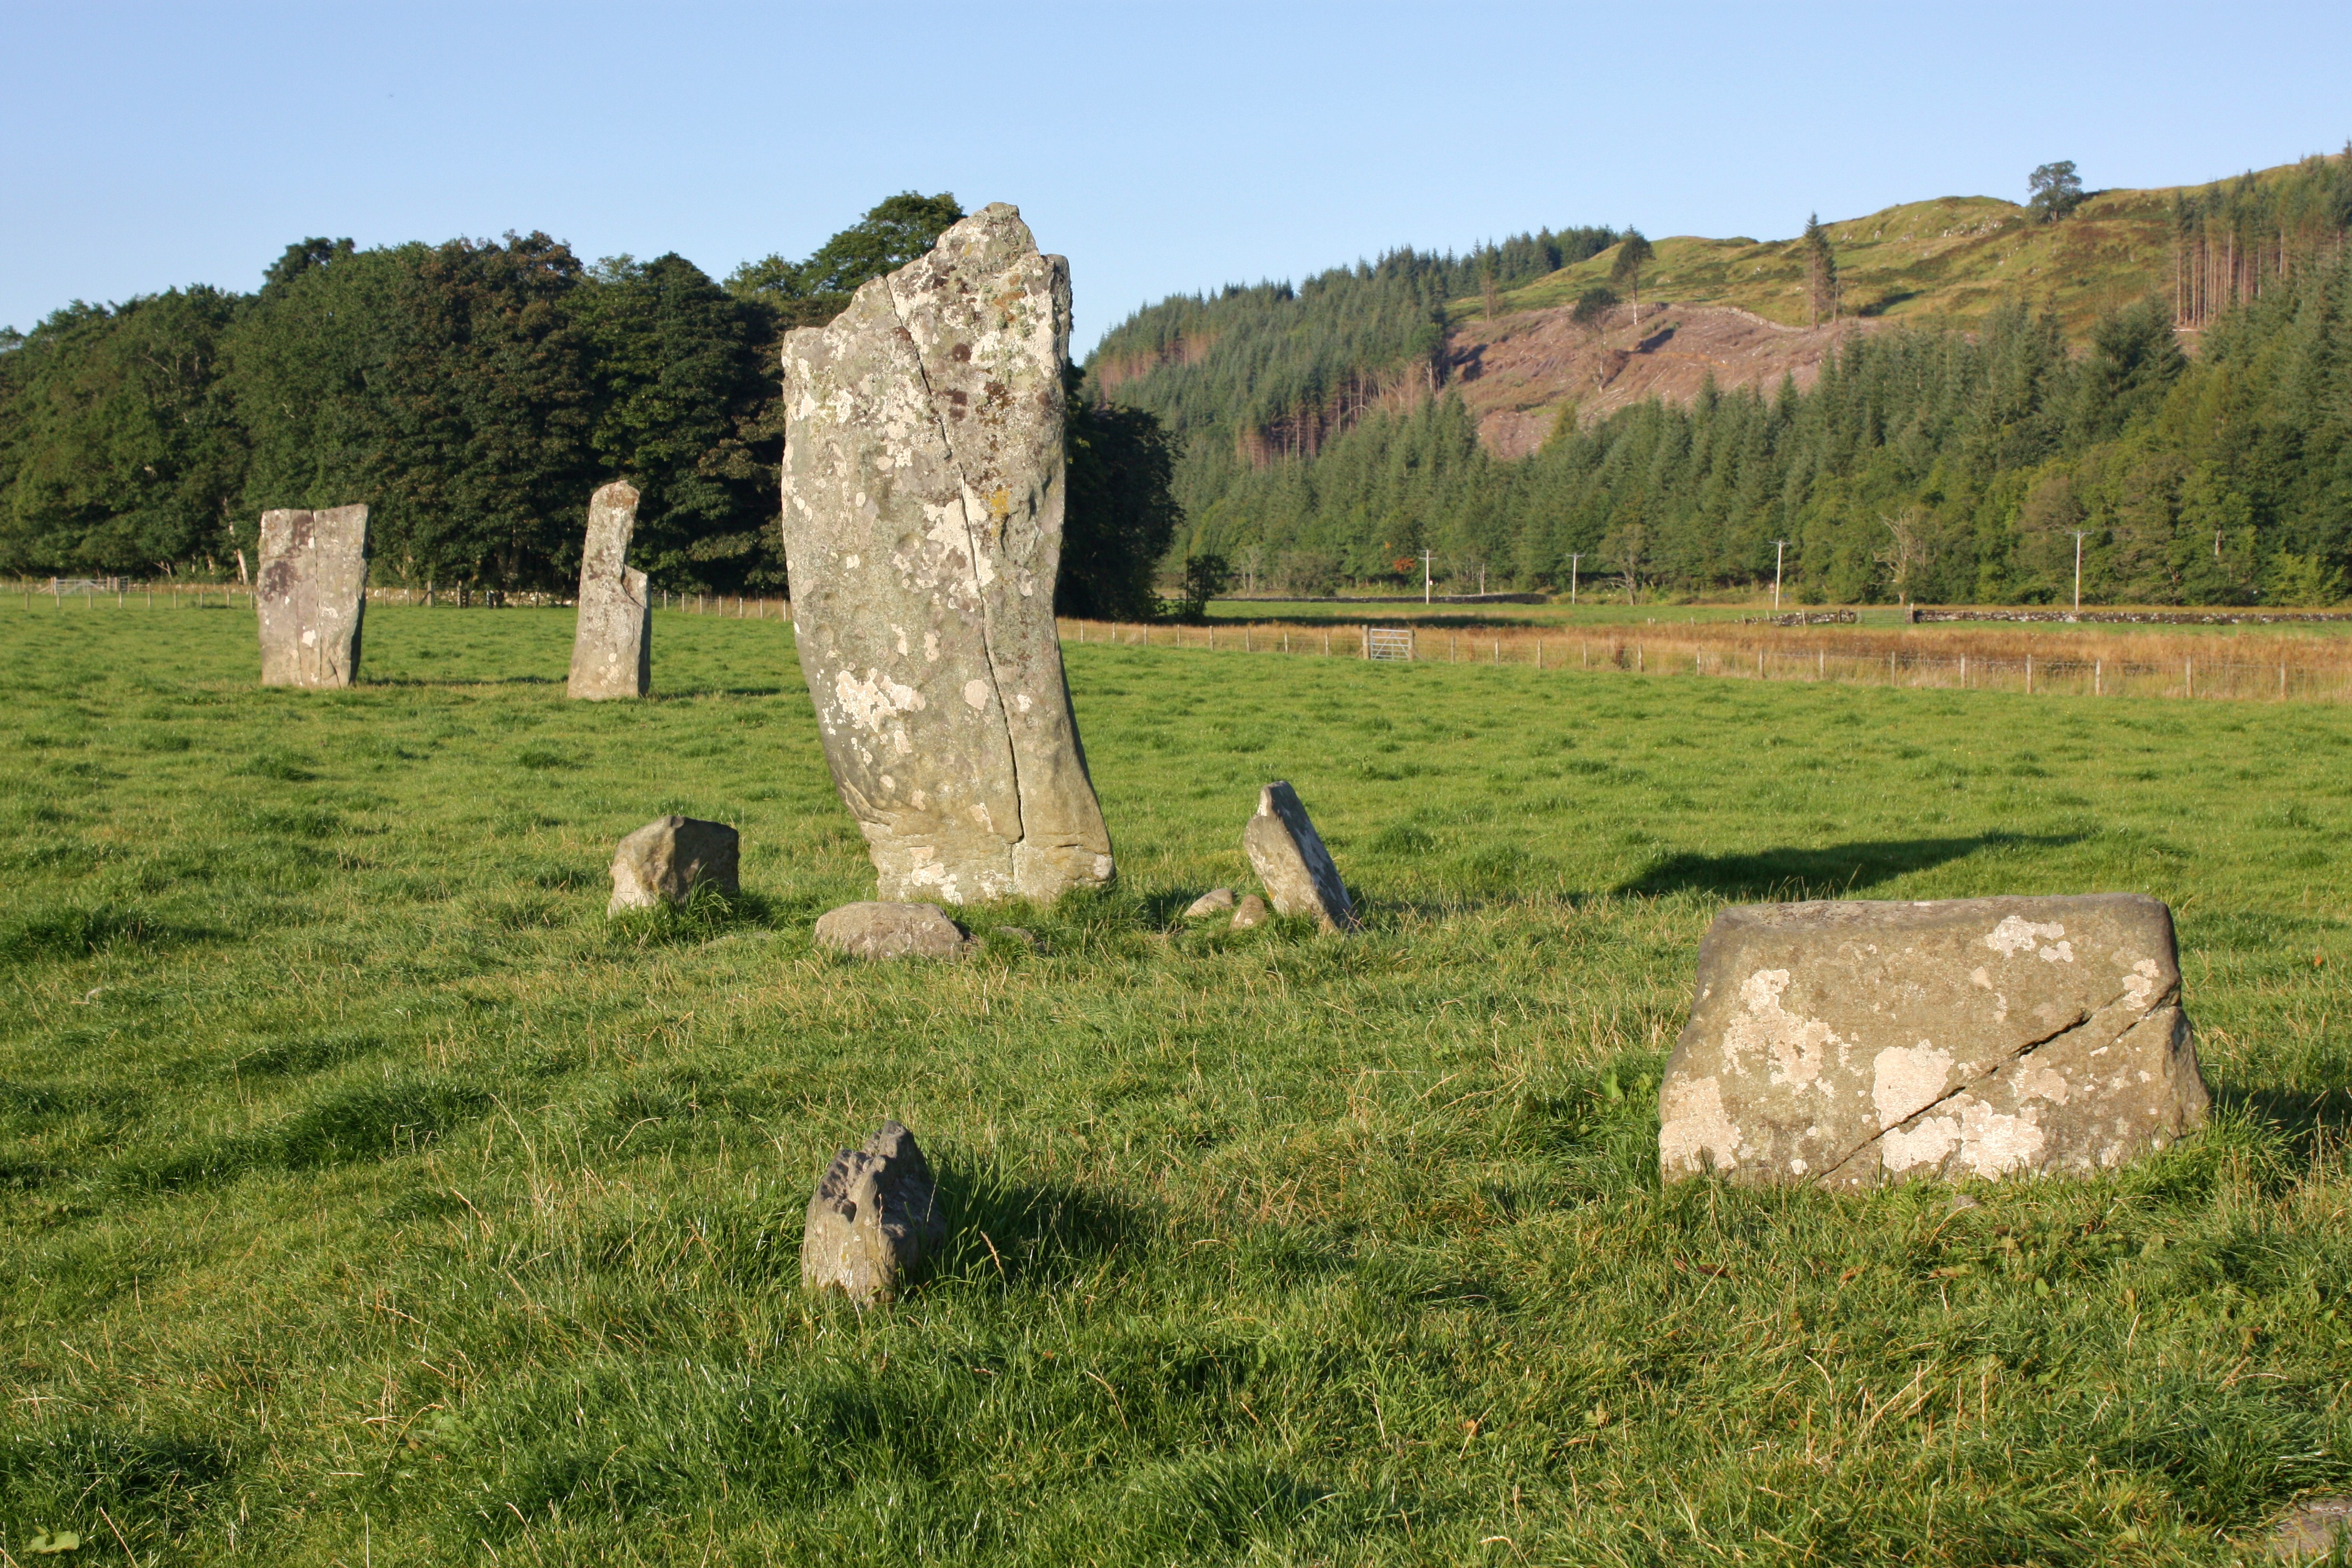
[1229,893,1271,931]
[256,505,369,688]
[801,1120,947,1307]
[1242,782,1356,932]
[568,481,651,699]
[814,901,973,961]
[780,203,1114,906]
[991,925,1041,952]
[1659,895,2209,1189]
[2270,1496,2352,1560]
[1184,888,1237,918]
[607,815,740,915]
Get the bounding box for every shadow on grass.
[2215,1085,2352,1147]
[932,1158,1146,1293]
[1616,832,2086,901]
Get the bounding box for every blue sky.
[5,1,2347,353]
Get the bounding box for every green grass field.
[3,602,2348,1565]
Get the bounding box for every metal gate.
[1365,627,1414,661]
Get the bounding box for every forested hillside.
[1091,152,2352,605]
[0,195,1175,617]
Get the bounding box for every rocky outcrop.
[1659,895,2209,1189]
[780,204,1113,906]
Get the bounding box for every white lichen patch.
[1985,915,2071,962]
[1872,1043,1957,1128]
[1659,1076,1741,1173]
[834,668,926,734]
[1723,968,1842,1090]
[1880,1113,1960,1173]
[2122,958,2162,1010]
[2012,1063,2072,1104]
[1952,1097,2046,1177]
[962,679,990,711]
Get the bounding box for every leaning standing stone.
[1658,894,2209,1189]
[1243,782,1356,932]
[802,1120,947,1308]
[608,815,740,915]
[256,505,369,688]
[813,901,973,961]
[780,203,1114,906]
[568,481,650,699]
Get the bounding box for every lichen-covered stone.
[608,816,739,915]
[780,203,1113,905]
[1229,892,1271,931]
[1659,895,2209,1189]
[801,1120,946,1307]
[1242,782,1355,932]
[568,481,650,699]
[813,901,973,961]
[257,505,369,688]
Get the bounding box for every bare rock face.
[257,505,369,688]
[813,901,973,961]
[1242,782,1356,932]
[568,481,650,699]
[802,1120,947,1307]
[608,816,740,916]
[779,203,1113,906]
[1659,895,2209,1189]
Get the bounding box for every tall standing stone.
[780,204,1114,905]
[256,505,369,688]
[568,481,651,699]
[1658,895,2210,1189]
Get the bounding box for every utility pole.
[1422,549,1433,606]
[1570,553,1581,606]
[1771,540,1790,611]
[2071,530,2089,612]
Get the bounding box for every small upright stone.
[568,481,650,699]
[1184,888,1237,918]
[1658,894,2210,1189]
[1229,893,1270,931]
[608,816,740,915]
[256,505,369,688]
[1243,782,1356,932]
[813,901,973,961]
[802,1120,947,1308]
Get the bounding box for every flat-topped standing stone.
[802,1120,947,1308]
[608,815,740,915]
[780,203,1114,905]
[568,481,650,699]
[256,505,369,688]
[1659,895,2210,1190]
[1243,782,1357,932]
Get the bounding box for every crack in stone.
[876,274,1029,851]
[1814,974,2180,1185]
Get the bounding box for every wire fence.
[14,581,2344,705]
[1056,617,2352,704]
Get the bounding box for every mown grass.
[1,601,2348,1565]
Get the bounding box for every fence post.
[2280,663,2286,698]
[1537,640,1543,670]
[2026,654,2032,695]
[2186,658,2193,699]
[2095,659,2102,696]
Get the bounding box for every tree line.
[0,194,1176,619]
[1140,251,2352,606]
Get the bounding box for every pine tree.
[1803,214,1839,328]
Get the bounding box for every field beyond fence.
[1061,615,2352,703]
[22,581,2352,704]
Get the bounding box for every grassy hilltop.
[2,604,2349,1563]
